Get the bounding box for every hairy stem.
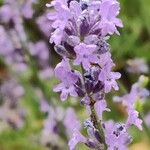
[89,97,107,149]
[80,65,107,149]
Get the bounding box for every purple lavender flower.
[50,29,64,45]
[68,128,86,150]
[69,0,82,20]
[41,106,63,146]
[81,96,91,105]
[40,99,81,148]
[40,100,51,113]
[53,81,78,101]
[99,0,123,36]
[0,4,29,73]
[114,77,149,107]
[126,108,143,130]
[47,0,141,149]
[99,64,121,93]
[127,58,149,74]
[113,77,149,130]
[29,41,49,66]
[0,26,14,56]
[36,14,52,37]
[64,108,81,137]
[48,0,123,46]
[0,78,25,129]
[21,0,36,19]
[0,4,13,23]
[0,0,36,22]
[0,78,24,102]
[69,119,107,150]
[29,41,53,80]
[104,121,132,150]
[95,100,110,120]
[39,67,53,80]
[53,59,79,101]
[74,43,98,70]
[0,104,25,129]
[47,1,72,44]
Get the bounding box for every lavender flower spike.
[47,0,147,149]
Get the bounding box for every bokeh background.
[0,0,150,150]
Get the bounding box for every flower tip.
[46,3,52,7]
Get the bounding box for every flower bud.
[79,16,90,38]
[93,81,104,93]
[67,36,80,47]
[85,78,94,94]
[63,42,76,58]
[75,84,85,97]
[85,139,97,149]
[97,38,110,54]
[54,45,70,57]
[81,3,88,11]
[94,129,102,142]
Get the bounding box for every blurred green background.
[0,0,150,150]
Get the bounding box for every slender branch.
[80,65,107,149]
[118,81,150,140]
[89,97,107,149]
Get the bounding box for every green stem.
[80,65,107,149]
[90,101,107,149]
[118,80,128,94]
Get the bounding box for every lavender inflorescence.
[0,0,53,132]
[48,0,149,149]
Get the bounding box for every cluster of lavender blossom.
[48,0,149,149]
[0,0,52,79]
[40,98,81,149]
[0,2,82,149]
[0,0,53,131]
[127,58,149,74]
[0,0,33,71]
[0,0,31,129]
[0,77,25,129]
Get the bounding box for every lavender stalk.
[48,0,149,149]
